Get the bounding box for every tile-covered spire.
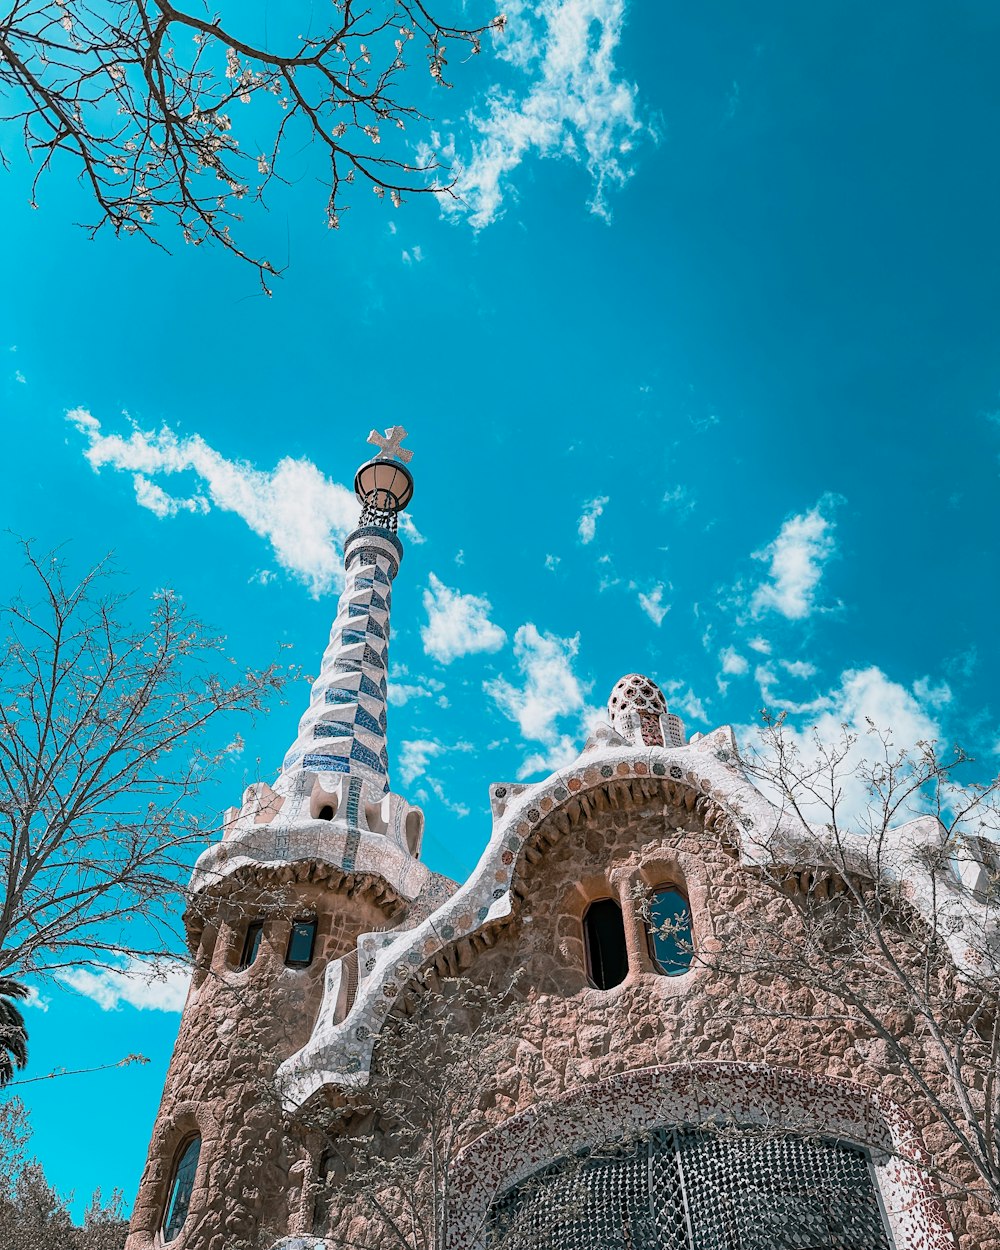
[280,428,414,802]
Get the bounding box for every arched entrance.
[447,1063,955,1250]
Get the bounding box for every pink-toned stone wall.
[127,873,395,1250]
[133,786,999,1249]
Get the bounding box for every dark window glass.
[163,1135,200,1241]
[312,1152,335,1235]
[239,921,264,970]
[286,918,317,968]
[647,887,693,975]
[317,805,335,821]
[583,898,628,990]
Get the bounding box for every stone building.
[127,432,999,1250]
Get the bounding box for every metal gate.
[488,1129,893,1250]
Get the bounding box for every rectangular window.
[285,918,317,968]
[238,921,264,971]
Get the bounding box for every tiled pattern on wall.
[446,1062,956,1250]
[281,528,402,801]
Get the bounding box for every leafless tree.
[0,542,284,985]
[0,0,504,287]
[286,973,629,1250]
[0,1094,128,1249]
[672,715,1000,1220]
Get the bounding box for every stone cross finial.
[367,426,413,463]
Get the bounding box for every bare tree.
[0,0,504,287]
[674,716,1000,1221]
[0,1094,128,1249]
[0,542,284,985]
[284,973,631,1250]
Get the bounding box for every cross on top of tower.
[367,425,413,464]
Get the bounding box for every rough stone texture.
[126,876,395,1250]
[131,788,998,1250]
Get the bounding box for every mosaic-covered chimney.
[226,427,424,863]
[279,427,413,801]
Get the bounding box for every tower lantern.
[354,425,414,529]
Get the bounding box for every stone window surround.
[560,852,703,993]
[137,1101,215,1250]
[444,1061,956,1250]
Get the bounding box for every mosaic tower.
[126,430,450,1250]
[128,428,997,1250]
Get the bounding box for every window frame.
[582,896,629,991]
[238,920,265,971]
[285,916,318,969]
[161,1133,201,1243]
[644,884,694,977]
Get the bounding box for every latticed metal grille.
[488,1129,892,1250]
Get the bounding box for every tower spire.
[265,428,421,856]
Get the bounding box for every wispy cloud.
[399,738,446,786]
[638,583,670,626]
[400,739,472,816]
[446,0,648,228]
[420,573,507,664]
[720,646,749,676]
[485,623,603,776]
[67,410,358,597]
[743,666,947,826]
[58,956,189,1013]
[751,499,839,620]
[388,676,446,707]
[577,495,609,544]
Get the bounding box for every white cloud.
[22,986,50,1013]
[420,573,507,664]
[913,676,953,709]
[781,659,817,679]
[750,501,839,621]
[744,666,946,827]
[399,739,472,813]
[578,495,609,544]
[545,553,561,571]
[388,677,445,707]
[720,647,749,676]
[67,410,358,597]
[424,777,470,819]
[14,370,26,385]
[58,956,189,1013]
[662,484,695,515]
[485,625,604,778]
[446,0,648,228]
[748,636,772,654]
[399,739,445,786]
[638,583,670,626]
[662,679,708,725]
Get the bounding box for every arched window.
[162,1135,200,1242]
[583,898,628,990]
[646,887,693,975]
[285,917,318,968]
[312,1151,335,1235]
[238,920,265,971]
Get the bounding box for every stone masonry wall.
[127,874,395,1250]
[316,793,996,1250]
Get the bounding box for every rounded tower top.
[608,673,686,748]
[354,425,414,529]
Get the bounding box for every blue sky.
[2,0,1000,1217]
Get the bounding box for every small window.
[583,898,628,990]
[647,887,693,975]
[317,804,335,821]
[286,918,318,968]
[238,921,265,971]
[162,1135,200,1241]
[312,1151,335,1235]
